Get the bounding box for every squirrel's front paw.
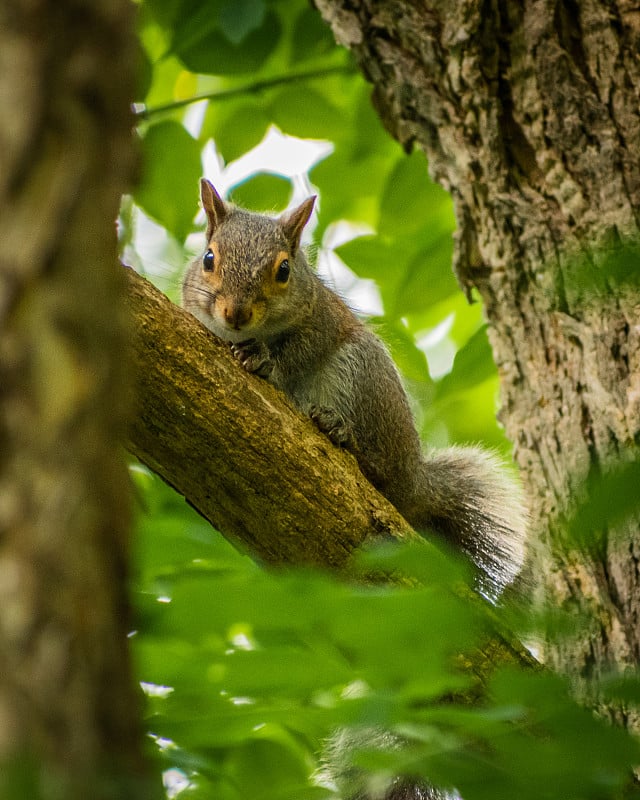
[310,406,355,449]
[231,339,274,378]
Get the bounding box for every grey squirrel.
[182,180,527,800]
[182,179,527,598]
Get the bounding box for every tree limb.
[124,267,415,569]
[124,268,536,675]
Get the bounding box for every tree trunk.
[0,1,156,796]
[314,0,640,707]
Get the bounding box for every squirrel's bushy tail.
[412,447,528,599]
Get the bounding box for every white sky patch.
[229,630,254,650]
[416,313,457,378]
[141,681,174,698]
[163,768,192,799]
[319,221,383,317]
[231,696,255,706]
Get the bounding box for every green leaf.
[569,459,640,546]
[435,327,497,398]
[202,101,270,162]
[214,648,350,697]
[373,319,433,385]
[291,5,338,64]
[219,0,266,45]
[379,150,455,239]
[135,40,154,104]
[269,85,341,140]
[135,120,202,242]
[391,234,456,318]
[224,737,310,798]
[334,235,391,281]
[311,147,397,233]
[173,10,281,75]
[142,0,191,29]
[164,0,218,55]
[229,173,291,212]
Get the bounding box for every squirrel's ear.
[200,178,228,239]
[280,196,316,254]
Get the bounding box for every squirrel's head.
[195,178,316,341]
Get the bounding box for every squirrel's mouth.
[213,315,261,343]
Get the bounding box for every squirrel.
[182,179,527,599]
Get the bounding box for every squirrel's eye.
[203,249,215,272]
[275,259,290,283]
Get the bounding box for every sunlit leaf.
[379,151,455,239]
[203,101,270,162]
[135,120,202,242]
[229,173,291,211]
[435,327,497,398]
[269,85,342,140]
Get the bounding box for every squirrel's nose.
[223,302,252,329]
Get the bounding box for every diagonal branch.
[123,267,536,676]
[124,267,415,568]
[135,64,356,120]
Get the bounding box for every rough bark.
[314,0,640,706]
[0,1,156,797]
[124,267,416,569]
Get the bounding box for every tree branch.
[135,64,356,120]
[124,267,414,569]
[124,267,536,675]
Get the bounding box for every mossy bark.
[0,1,156,796]
[315,0,640,708]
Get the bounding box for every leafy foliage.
[125,2,640,799]
[127,0,501,448]
[132,470,640,800]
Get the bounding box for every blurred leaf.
[214,648,351,698]
[173,10,281,75]
[348,81,397,161]
[224,737,310,799]
[132,469,640,800]
[435,327,496,399]
[373,319,432,385]
[135,120,202,242]
[229,173,291,211]
[335,236,415,317]
[391,234,456,318]
[335,235,397,282]
[219,0,266,45]
[379,151,455,239]
[139,54,186,110]
[203,101,270,162]
[601,673,640,706]
[142,0,191,28]
[569,459,640,546]
[426,328,504,447]
[269,85,342,140]
[291,5,338,64]
[136,40,154,103]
